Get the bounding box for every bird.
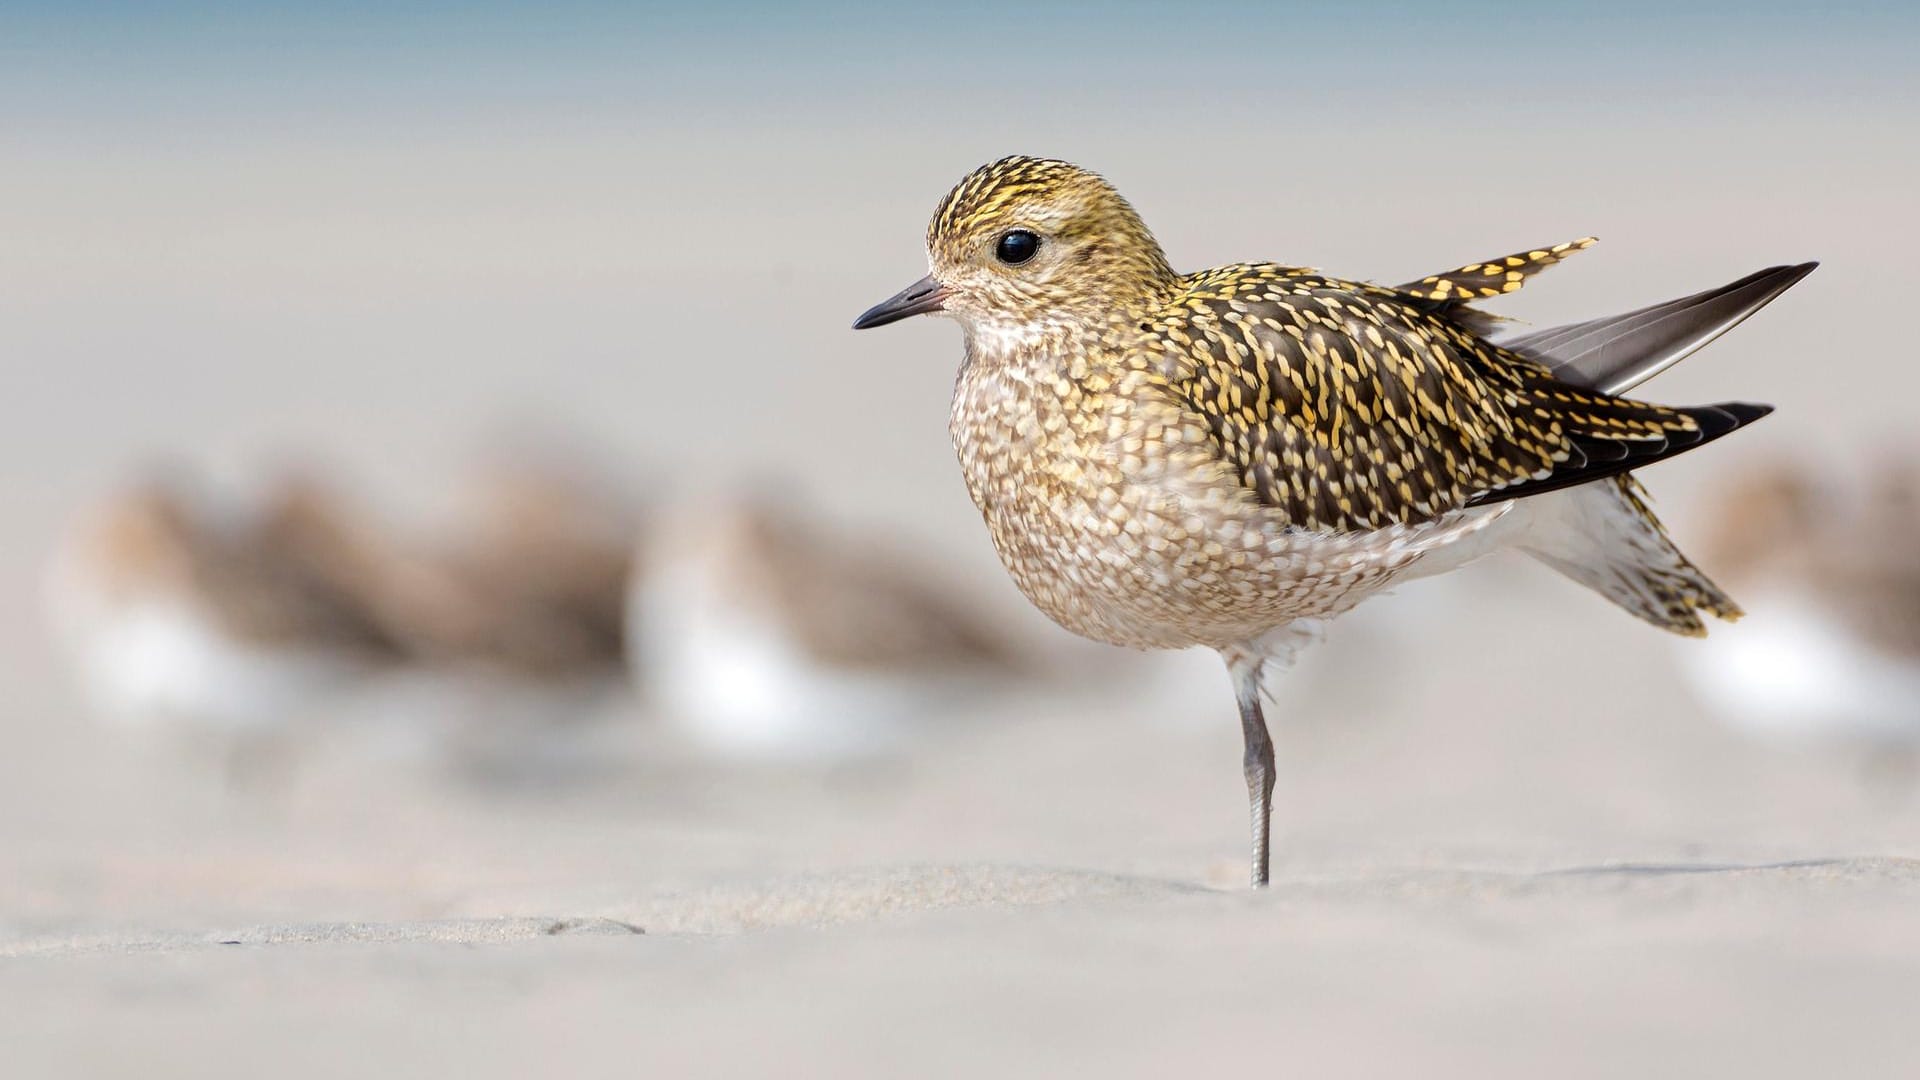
[1680,458,1920,751]
[263,467,633,681]
[43,473,403,745]
[852,154,1815,887]
[443,454,637,669]
[630,488,1021,756]
[45,464,639,783]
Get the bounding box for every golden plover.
[854,155,1815,886]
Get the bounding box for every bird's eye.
[995,230,1040,265]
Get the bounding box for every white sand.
[4,573,1918,1078]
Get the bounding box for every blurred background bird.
[45,447,1033,774]
[43,471,405,777]
[630,488,1023,757]
[1680,456,1920,759]
[43,452,646,781]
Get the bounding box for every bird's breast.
[946,344,1466,650]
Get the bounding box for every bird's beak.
[852,275,949,330]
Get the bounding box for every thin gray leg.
[1233,668,1275,888]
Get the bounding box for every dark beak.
[852,275,949,330]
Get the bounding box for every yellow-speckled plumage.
[914,156,1741,650]
[1398,236,1596,302]
[856,155,1795,885]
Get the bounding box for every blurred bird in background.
[44,453,644,780]
[438,453,637,677]
[630,489,1023,757]
[1681,457,1920,761]
[44,472,406,776]
[45,443,1030,778]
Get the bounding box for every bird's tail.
[1478,261,1815,634]
[1515,475,1740,637]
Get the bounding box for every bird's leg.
[1231,661,1275,888]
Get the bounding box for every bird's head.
[853,156,1174,340]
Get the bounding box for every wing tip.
[1745,261,1819,296]
[1471,399,1775,508]
[1775,260,1820,284]
[1693,401,1775,437]
[1720,400,1775,425]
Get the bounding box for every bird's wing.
[1395,237,1597,304]
[1149,266,1768,532]
[1390,237,1597,336]
[1492,263,1817,394]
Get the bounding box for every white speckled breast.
[949,338,1503,651]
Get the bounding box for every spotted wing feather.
[1149,265,1764,533]
[1392,237,1597,336]
[1396,237,1597,304]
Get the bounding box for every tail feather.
[1477,260,1816,634]
[1517,476,1740,637]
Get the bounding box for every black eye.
[995,229,1040,265]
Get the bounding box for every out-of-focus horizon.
[5,5,1920,1076]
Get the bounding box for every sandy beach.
[5,572,1917,1078]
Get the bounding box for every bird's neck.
[961,317,1078,362]
[959,289,1165,374]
